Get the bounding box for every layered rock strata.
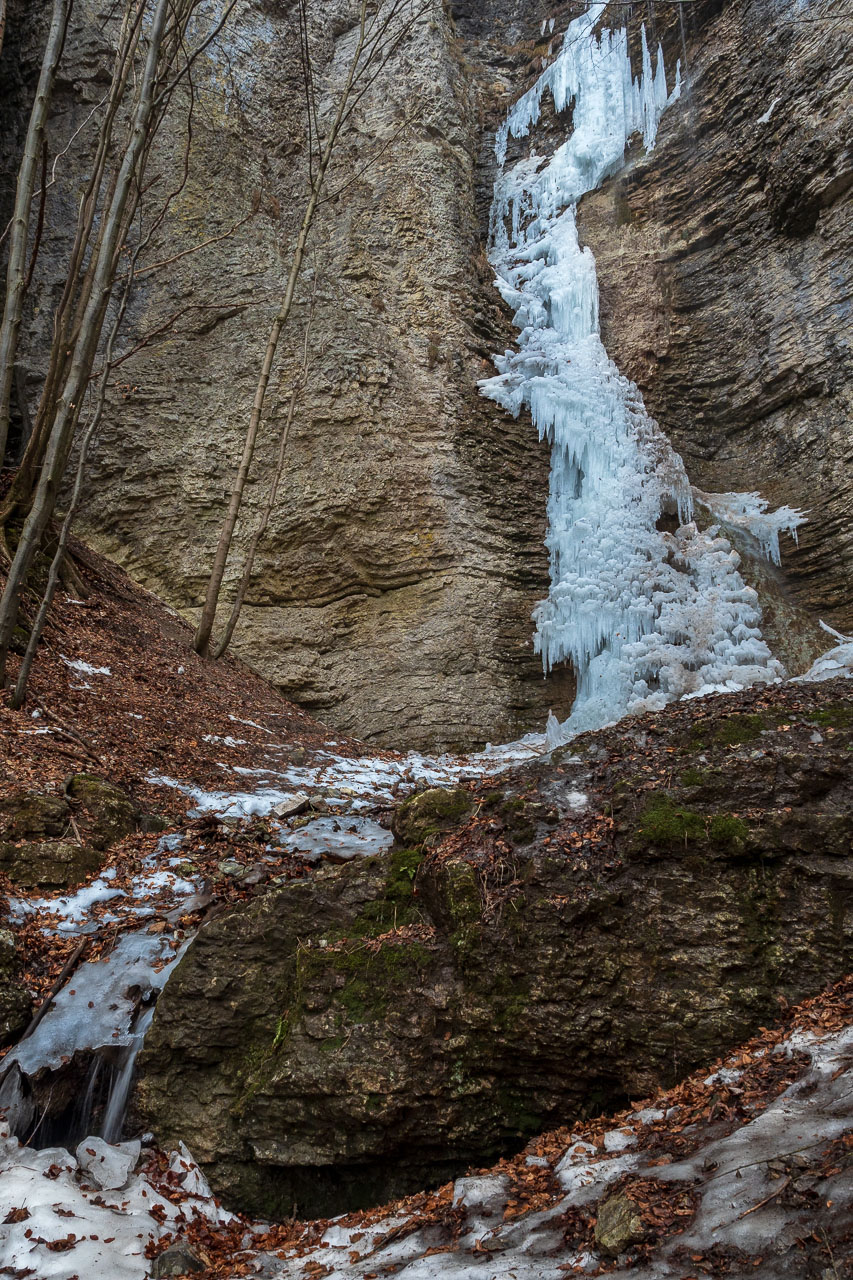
[1,0,848,745]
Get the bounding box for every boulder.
[136,684,853,1222]
[0,777,138,888]
[66,774,139,849]
[594,1190,647,1256]
[0,793,69,841]
[391,786,473,847]
[150,1244,205,1277]
[0,839,102,889]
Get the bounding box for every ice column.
[480,2,803,737]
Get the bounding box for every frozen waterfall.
[480,1,803,738]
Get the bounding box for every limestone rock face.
[576,0,853,648]
[0,0,568,751]
[1,0,848,746]
[136,679,853,1220]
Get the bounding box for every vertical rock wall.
[2,0,575,750]
[1,0,849,747]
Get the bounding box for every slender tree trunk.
[192,0,372,658]
[8,211,143,706]
[0,0,73,464]
[213,269,319,660]
[212,386,297,660]
[0,0,173,683]
[1,0,145,521]
[0,0,7,62]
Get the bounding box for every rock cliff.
[1,0,849,747]
[136,677,853,1219]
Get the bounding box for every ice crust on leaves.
[2,930,186,1076]
[481,2,803,739]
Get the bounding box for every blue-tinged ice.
[480,3,804,738]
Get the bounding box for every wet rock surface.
[136,678,853,1219]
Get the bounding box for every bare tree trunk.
[1,0,146,521]
[8,209,144,707]
[0,0,73,464]
[0,0,174,683]
[0,0,7,62]
[192,0,374,657]
[213,270,319,659]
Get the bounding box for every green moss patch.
[636,796,750,852]
[392,787,473,848]
[690,713,768,752]
[636,797,706,847]
[708,814,750,851]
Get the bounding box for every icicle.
[479,2,803,739]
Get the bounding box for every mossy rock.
[635,795,751,855]
[809,704,853,730]
[690,713,767,751]
[137,690,853,1222]
[391,787,473,848]
[635,796,706,848]
[66,774,139,849]
[708,814,750,852]
[0,839,103,889]
[0,928,33,1047]
[0,792,69,842]
[594,1190,648,1256]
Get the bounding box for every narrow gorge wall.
[1,0,849,748]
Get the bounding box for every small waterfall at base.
[480,1,804,741]
[101,1005,155,1143]
[71,1056,103,1142]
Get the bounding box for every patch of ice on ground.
[257,1024,853,1280]
[8,869,126,932]
[279,816,394,861]
[148,733,551,820]
[60,655,112,676]
[0,1125,226,1279]
[130,868,197,898]
[229,713,275,734]
[703,1065,743,1087]
[645,1024,853,1264]
[603,1127,636,1152]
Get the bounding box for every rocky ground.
[0,545,851,1278]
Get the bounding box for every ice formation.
[480,2,804,738]
[2,930,187,1077]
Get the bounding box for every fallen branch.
[33,703,102,764]
[16,937,88,1045]
[736,1176,790,1219]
